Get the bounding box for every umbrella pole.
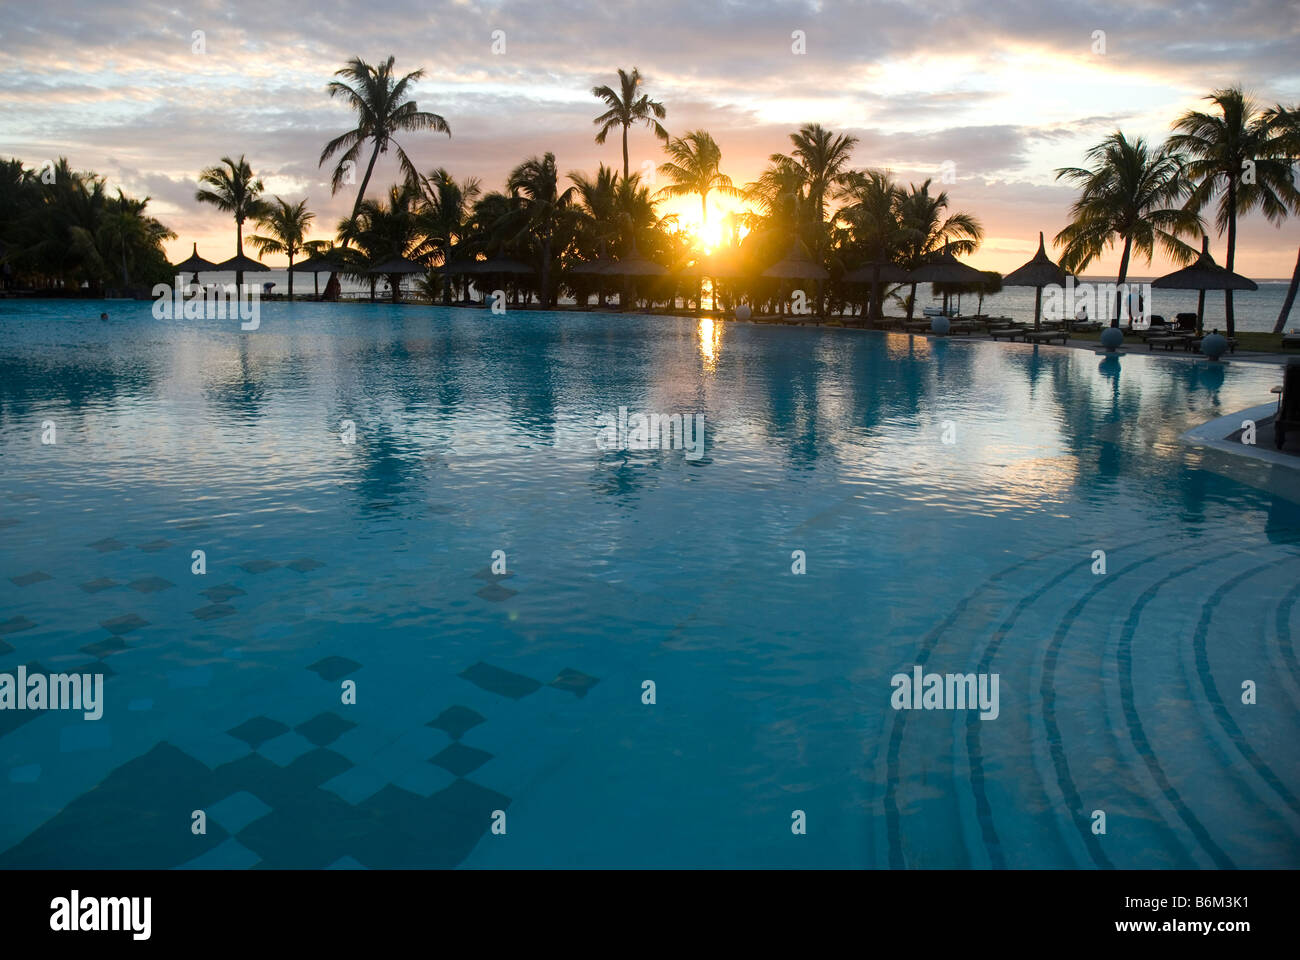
[1197,289,1206,337]
[1034,286,1042,331]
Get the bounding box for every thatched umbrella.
[1002,232,1069,330]
[368,256,426,304]
[762,238,828,280]
[172,242,218,287]
[762,238,828,317]
[1152,236,1257,336]
[440,256,533,305]
[603,243,668,312]
[679,251,746,314]
[290,250,349,300]
[215,252,269,293]
[907,244,990,319]
[844,258,908,324]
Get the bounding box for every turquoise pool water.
[1,298,1297,869]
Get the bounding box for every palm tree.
[195,155,269,289]
[897,179,983,318]
[1054,132,1200,327]
[506,153,576,307]
[836,169,905,321]
[591,67,668,180]
[775,123,860,231]
[249,198,315,301]
[336,183,423,303]
[1168,88,1300,336]
[656,130,740,225]
[95,191,174,288]
[320,56,451,220]
[415,168,481,304]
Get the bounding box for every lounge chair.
[1025,329,1069,344]
[1273,360,1300,449]
[1174,312,1198,332]
[1281,331,1300,349]
[989,327,1027,341]
[1147,335,1193,351]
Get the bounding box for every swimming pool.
[1,299,1297,868]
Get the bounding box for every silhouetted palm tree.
[336,183,423,303]
[591,67,668,180]
[656,130,740,225]
[250,197,315,300]
[1055,132,1200,327]
[1169,88,1300,336]
[195,154,269,288]
[320,56,451,220]
[897,180,983,318]
[416,168,481,304]
[506,153,575,307]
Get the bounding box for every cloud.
[2,0,1297,274]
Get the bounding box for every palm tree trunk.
[288,252,294,301]
[1112,235,1132,328]
[622,126,630,181]
[906,282,917,319]
[1271,245,1300,334]
[1224,181,1238,338]
[352,144,382,220]
[235,218,244,291]
[541,236,552,308]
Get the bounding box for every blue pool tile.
[226,716,290,750]
[201,584,246,602]
[9,764,40,783]
[99,613,149,635]
[295,712,356,747]
[79,578,120,593]
[427,705,486,740]
[287,558,325,572]
[391,762,455,798]
[178,838,261,869]
[137,539,174,552]
[239,559,279,574]
[549,667,601,698]
[206,790,272,835]
[86,538,127,552]
[9,571,52,587]
[79,636,127,658]
[460,661,541,699]
[192,603,236,621]
[128,576,175,593]
[308,656,361,682]
[319,765,389,805]
[0,616,36,636]
[327,855,367,870]
[259,731,317,766]
[430,742,493,777]
[127,698,153,711]
[475,582,518,602]
[0,743,228,868]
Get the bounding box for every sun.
[689,218,725,253]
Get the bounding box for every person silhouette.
[100,312,108,321]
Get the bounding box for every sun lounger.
[1024,330,1069,344]
[989,327,1026,341]
[1147,335,1191,351]
[1273,360,1300,449]
[1282,332,1300,349]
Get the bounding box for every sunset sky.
[3,0,1298,276]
